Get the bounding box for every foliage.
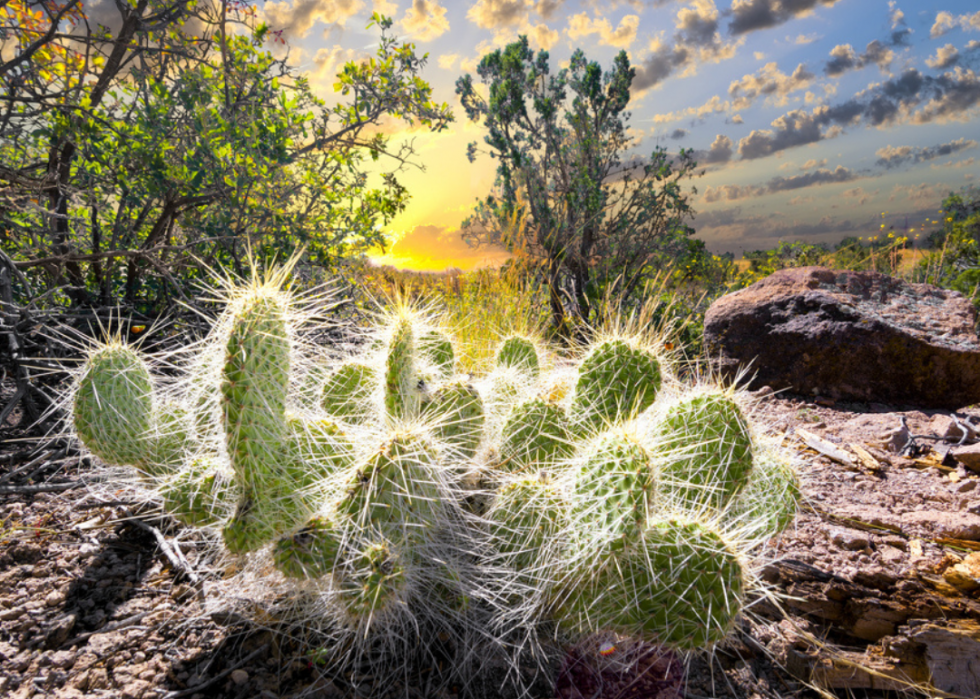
[456,37,699,334]
[0,2,451,312]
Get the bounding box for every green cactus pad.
[654,390,754,511]
[161,456,232,527]
[499,399,575,473]
[422,381,485,459]
[339,540,407,623]
[487,476,567,573]
[495,336,539,378]
[336,434,444,550]
[385,319,419,420]
[572,429,654,552]
[274,516,345,579]
[573,340,661,431]
[288,417,352,480]
[484,366,529,426]
[321,362,377,423]
[562,518,744,650]
[419,330,455,379]
[629,518,745,649]
[74,344,154,469]
[149,404,191,473]
[728,450,800,538]
[222,294,290,489]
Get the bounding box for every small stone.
[50,651,76,669]
[954,479,978,493]
[953,443,980,472]
[943,552,980,592]
[828,527,870,551]
[0,606,24,621]
[814,396,835,407]
[45,590,64,607]
[879,546,905,565]
[230,669,249,686]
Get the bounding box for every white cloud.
[926,43,959,69]
[402,0,450,41]
[567,13,640,49]
[438,53,459,69]
[729,61,815,109]
[260,0,364,40]
[930,10,980,38]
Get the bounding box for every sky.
[253,0,980,271]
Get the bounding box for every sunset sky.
[256,0,980,271]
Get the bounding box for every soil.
[2,383,979,699]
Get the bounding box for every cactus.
[385,318,419,420]
[573,339,661,431]
[495,335,539,378]
[499,399,575,473]
[422,380,485,459]
[73,344,188,476]
[319,362,377,423]
[419,329,455,378]
[570,427,654,552]
[649,387,754,512]
[66,262,801,693]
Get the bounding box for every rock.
[943,552,980,592]
[827,527,870,551]
[952,443,980,472]
[231,669,249,686]
[703,267,980,409]
[906,620,980,695]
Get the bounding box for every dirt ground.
[2,384,979,699]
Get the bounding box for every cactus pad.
[573,340,661,431]
[654,389,754,511]
[495,336,539,378]
[423,381,485,459]
[385,319,419,420]
[274,516,346,579]
[74,344,155,470]
[419,330,455,378]
[499,399,575,473]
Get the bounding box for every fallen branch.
[126,516,201,585]
[60,611,150,649]
[797,428,856,466]
[161,644,269,699]
[0,481,84,495]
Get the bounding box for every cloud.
[930,10,980,38]
[693,134,734,163]
[926,43,959,69]
[669,128,688,139]
[373,0,398,14]
[438,53,459,69]
[875,138,978,168]
[842,186,877,205]
[652,94,730,123]
[793,33,818,45]
[402,0,450,42]
[534,0,565,20]
[308,46,362,96]
[889,2,904,29]
[704,166,857,202]
[931,157,975,170]
[737,109,824,159]
[526,21,560,50]
[824,40,893,76]
[788,195,813,205]
[467,0,528,30]
[801,158,828,170]
[260,0,364,40]
[737,67,980,160]
[633,1,742,92]
[729,0,845,35]
[729,61,815,109]
[567,13,640,49]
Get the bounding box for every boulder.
[704,266,980,409]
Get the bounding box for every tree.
[0,1,452,310]
[456,37,699,333]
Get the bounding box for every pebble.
[231,669,249,686]
[828,527,870,551]
[45,590,64,607]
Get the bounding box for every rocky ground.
[2,384,979,699]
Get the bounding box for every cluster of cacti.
[67,262,801,690]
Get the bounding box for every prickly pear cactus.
[650,387,754,511]
[499,399,575,473]
[573,339,662,431]
[495,335,539,378]
[66,260,800,693]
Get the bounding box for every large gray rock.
[704,266,980,408]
